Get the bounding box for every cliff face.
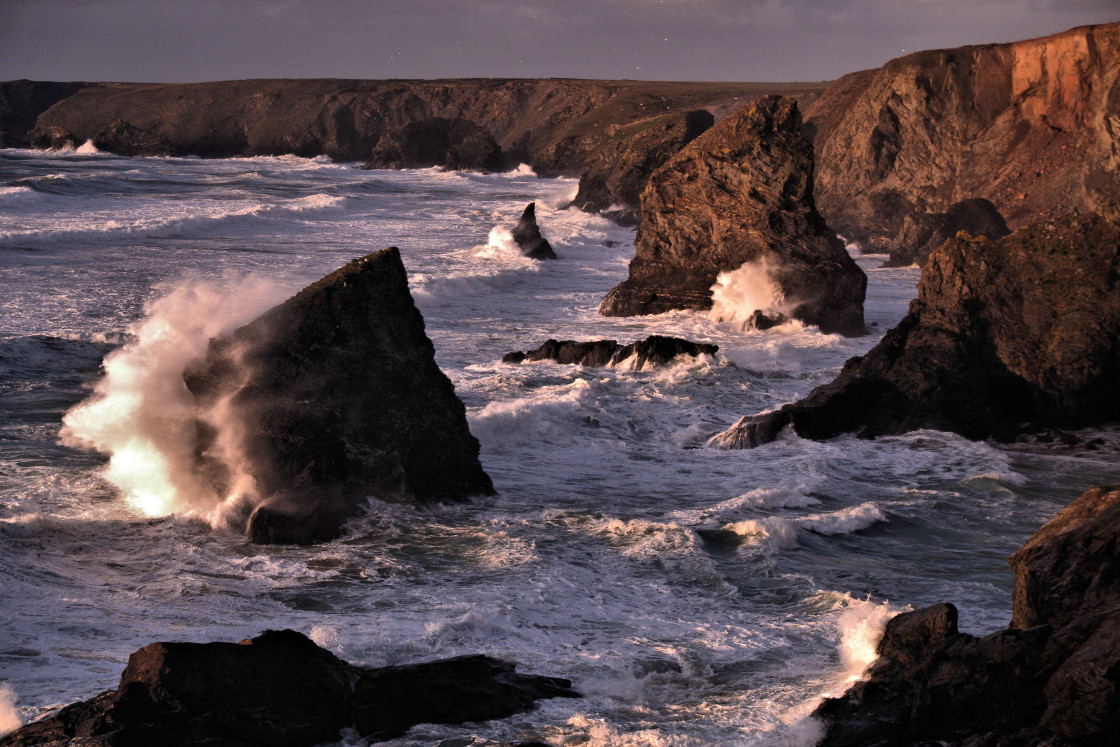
[12,78,823,173]
[0,80,90,147]
[806,22,1120,251]
[814,484,1120,746]
[713,213,1120,448]
[599,95,866,336]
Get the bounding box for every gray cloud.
[0,0,1115,82]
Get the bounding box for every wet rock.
[92,118,174,157]
[0,630,577,747]
[511,203,557,260]
[183,247,494,545]
[599,95,866,337]
[714,213,1120,448]
[363,117,504,172]
[503,335,717,369]
[886,198,1010,267]
[743,310,789,331]
[813,483,1120,746]
[806,22,1120,251]
[572,109,714,225]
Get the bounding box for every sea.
[2,144,1118,746]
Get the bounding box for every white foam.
[75,139,102,155]
[835,598,898,684]
[799,503,885,535]
[511,163,537,177]
[468,379,595,446]
[709,258,789,326]
[722,517,800,552]
[0,186,36,203]
[0,683,20,737]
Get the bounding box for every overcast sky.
[1,1,1116,83]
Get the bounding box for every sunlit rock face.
[183,247,494,545]
[599,95,866,337]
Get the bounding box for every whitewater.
[2,146,1118,745]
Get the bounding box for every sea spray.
[709,259,789,326]
[61,279,289,519]
[0,683,21,737]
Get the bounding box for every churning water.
[2,146,1118,745]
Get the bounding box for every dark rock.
[0,80,90,148]
[0,630,577,747]
[598,95,866,337]
[743,310,789,331]
[511,203,557,260]
[363,117,503,171]
[93,118,174,157]
[813,484,1120,746]
[503,335,717,369]
[713,213,1120,448]
[572,109,714,225]
[806,22,1120,251]
[183,248,494,545]
[887,198,1011,267]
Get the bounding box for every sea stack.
[183,247,494,545]
[598,95,866,336]
[512,202,557,259]
[712,213,1120,448]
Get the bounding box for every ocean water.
[1,145,1118,746]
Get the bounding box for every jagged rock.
[93,118,174,157]
[743,310,789,331]
[502,335,718,369]
[813,484,1120,746]
[572,109,714,225]
[598,95,866,337]
[363,117,504,171]
[183,248,494,545]
[512,203,557,260]
[713,213,1120,448]
[806,22,1120,251]
[887,198,1010,267]
[0,630,578,747]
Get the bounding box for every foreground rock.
[713,213,1120,448]
[813,483,1120,745]
[503,335,717,368]
[184,248,494,544]
[571,109,714,225]
[599,95,866,337]
[362,117,503,171]
[512,203,557,259]
[806,21,1120,251]
[886,197,1010,267]
[0,629,577,746]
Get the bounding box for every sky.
[1,0,1116,83]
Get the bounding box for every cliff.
[599,95,866,336]
[8,78,824,173]
[805,21,1120,253]
[712,213,1120,449]
[814,484,1120,746]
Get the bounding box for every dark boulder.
[511,203,557,260]
[503,335,718,369]
[599,95,866,337]
[813,484,1120,746]
[743,310,789,331]
[183,248,494,545]
[0,630,578,747]
[572,109,714,225]
[886,198,1010,267]
[713,213,1120,448]
[363,117,504,172]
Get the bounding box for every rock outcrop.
[362,117,503,171]
[10,78,823,171]
[571,109,714,225]
[183,247,494,545]
[599,95,866,337]
[502,335,718,368]
[511,203,557,260]
[813,483,1120,746]
[805,21,1120,251]
[0,629,577,747]
[886,197,1010,267]
[712,213,1120,449]
[0,80,90,148]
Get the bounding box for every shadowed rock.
[183,248,494,545]
[572,109,714,225]
[363,117,503,171]
[713,213,1120,448]
[599,95,866,336]
[503,335,717,369]
[886,198,1010,267]
[0,630,577,747]
[813,483,1120,746]
[512,203,557,260]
